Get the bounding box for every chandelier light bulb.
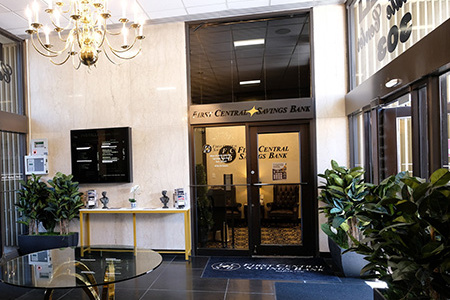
[122,24,128,47]
[43,26,50,45]
[54,8,60,27]
[32,0,39,23]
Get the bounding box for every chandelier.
[25,0,145,68]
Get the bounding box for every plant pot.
[18,232,79,255]
[373,288,387,300]
[328,237,368,277]
[130,202,137,208]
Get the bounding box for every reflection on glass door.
[380,94,412,178]
[257,132,302,246]
[440,71,450,169]
[396,116,412,172]
[193,123,315,256]
[249,124,314,256]
[193,126,248,250]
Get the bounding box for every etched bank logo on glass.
[211,262,241,271]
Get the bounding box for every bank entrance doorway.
[192,122,316,256]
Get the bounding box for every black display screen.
[70,127,133,183]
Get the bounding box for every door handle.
[252,182,308,186]
[252,183,270,187]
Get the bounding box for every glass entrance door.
[192,123,316,256]
[249,124,315,256]
[193,126,249,252]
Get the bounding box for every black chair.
[224,185,241,221]
[207,187,241,247]
[266,184,299,222]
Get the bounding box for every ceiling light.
[25,0,145,69]
[275,28,291,35]
[234,39,265,47]
[385,78,402,88]
[240,80,260,85]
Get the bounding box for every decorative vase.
[130,202,136,208]
[328,237,368,277]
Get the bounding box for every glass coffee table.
[1,246,162,300]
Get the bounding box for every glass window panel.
[348,1,450,86]
[379,94,412,178]
[193,126,248,250]
[189,13,311,104]
[1,131,26,247]
[440,71,450,169]
[353,113,366,168]
[396,116,413,172]
[257,132,302,246]
[1,34,23,115]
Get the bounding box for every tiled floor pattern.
[0,255,359,300]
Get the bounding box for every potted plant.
[16,172,84,255]
[129,185,140,208]
[318,160,370,277]
[47,172,84,235]
[16,174,51,235]
[354,169,450,300]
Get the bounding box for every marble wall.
[26,4,349,253]
[312,5,349,252]
[27,22,190,249]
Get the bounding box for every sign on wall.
[351,0,450,85]
[272,163,287,181]
[190,99,313,125]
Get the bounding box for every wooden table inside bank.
[79,208,191,260]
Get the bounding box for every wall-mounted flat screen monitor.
[70,127,133,183]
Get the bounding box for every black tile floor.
[0,254,362,300]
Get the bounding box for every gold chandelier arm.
[49,14,73,33]
[95,27,107,49]
[105,27,124,36]
[72,54,82,70]
[34,31,73,56]
[49,52,72,65]
[105,36,140,54]
[57,30,69,43]
[108,45,143,60]
[74,26,83,50]
[29,34,59,58]
[103,49,122,65]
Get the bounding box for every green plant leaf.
[430,168,450,186]
[332,216,346,229]
[330,207,342,214]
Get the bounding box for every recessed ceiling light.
[385,78,402,88]
[275,28,291,35]
[234,39,265,47]
[240,80,261,85]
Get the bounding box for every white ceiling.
[0,0,345,38]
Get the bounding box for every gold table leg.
[101,261,116,300]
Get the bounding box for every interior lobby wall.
[26,22,190,249]
[312,5,349,252]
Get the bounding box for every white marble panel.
[27,22,190,250]
[312,4,348,119]
[312,5,349,253]
[316,116,348,252]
